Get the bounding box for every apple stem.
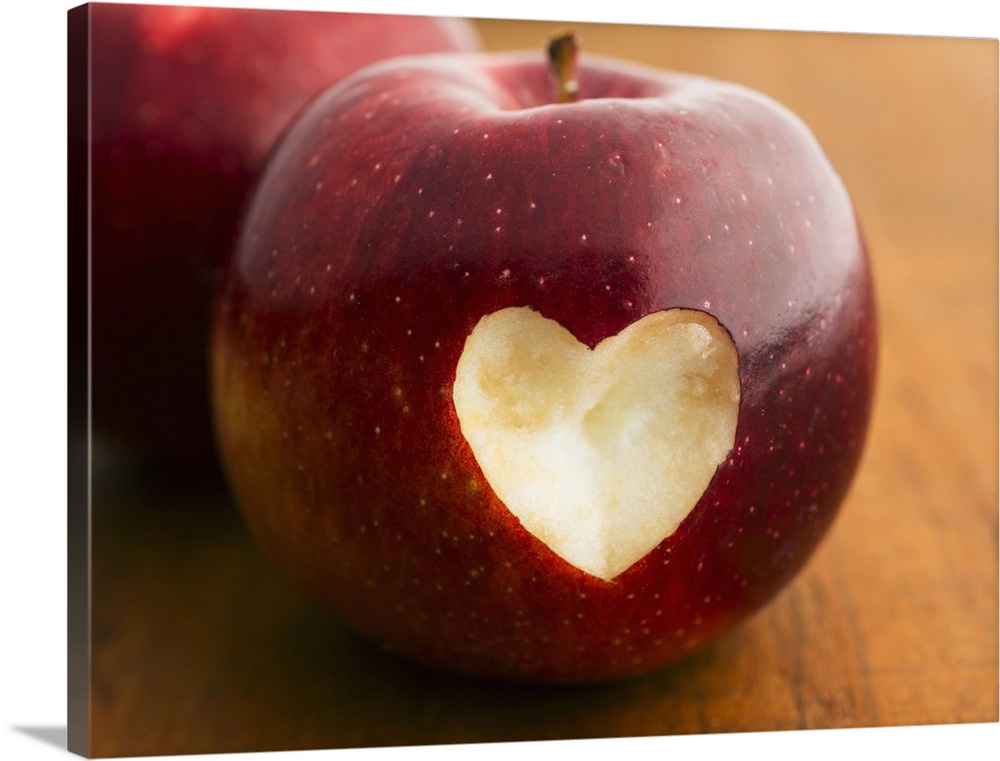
[547,31,580,104]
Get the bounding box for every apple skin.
[88,3,482,467]
[211,51,877,683]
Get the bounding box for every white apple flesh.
[453,307,740,580]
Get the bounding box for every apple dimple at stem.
[453,307,741,581]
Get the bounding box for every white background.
[2,0,998,759]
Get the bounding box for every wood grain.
[84,19,998,758]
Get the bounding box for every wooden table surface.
[86,18,999,758]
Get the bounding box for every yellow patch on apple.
[453,306,741,581]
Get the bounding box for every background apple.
[87,2,482,469]
[211,38,877,683]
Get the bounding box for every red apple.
[211,35,877,683]
[86,2,482,467]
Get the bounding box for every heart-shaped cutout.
[453,306,740,580]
